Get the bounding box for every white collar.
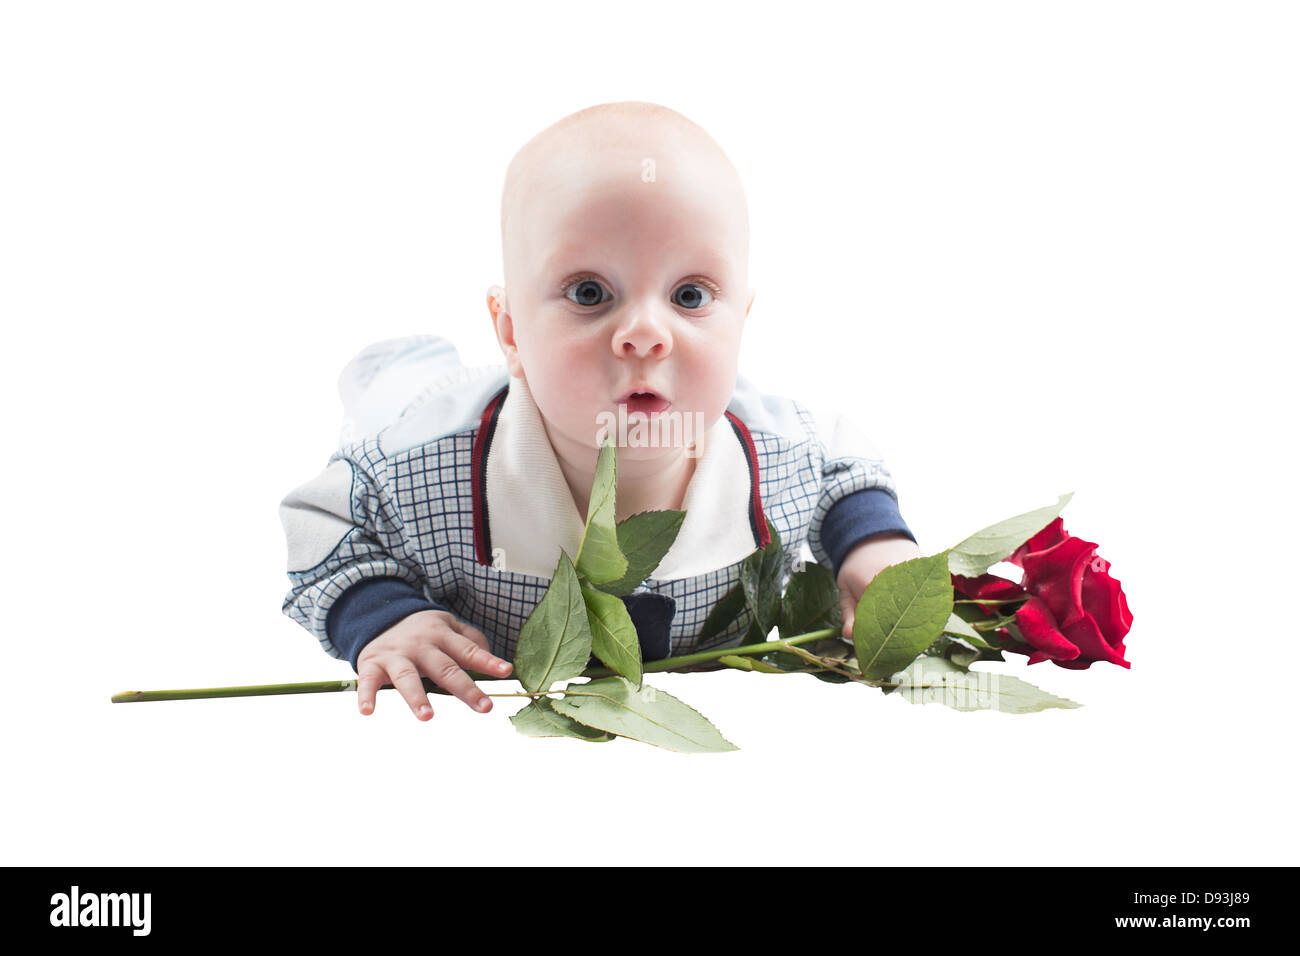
[479,375,767,582]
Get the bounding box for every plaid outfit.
[280,336,914,669]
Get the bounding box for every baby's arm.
[803,403,920,637]
[280,452,511,720]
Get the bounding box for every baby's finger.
[356,664,386,716]
[385,659,435,720]
[449,617,491,653]
[419,646,494,714]
[840,593,856,640]
[444,626,513,679]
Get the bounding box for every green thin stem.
[109,628,844,704]
[110,680,361,704]
[778,642,869,683]
[583,628,841,678]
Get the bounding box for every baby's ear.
[486,284,509,323]
[487,285,524,377]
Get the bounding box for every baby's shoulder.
[376,363,511,457]
[726,373,819,446]
[727,375,885,462]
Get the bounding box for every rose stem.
[110,680,363,703]
[774,642,868,683]
[582,628,841,679]
[109,628,843,703]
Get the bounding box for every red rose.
[952,518,1132,669]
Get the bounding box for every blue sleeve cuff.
[820,488,917,579]
[325,577,446,672]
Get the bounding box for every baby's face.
[492,139,752,465]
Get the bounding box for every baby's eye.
[565,278,612,307]
[672,282,714,310]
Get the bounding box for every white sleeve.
[279,448,428,660]
[801,401,903,571]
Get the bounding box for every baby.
[280,101,921,722]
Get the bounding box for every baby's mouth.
[617,391,672,415]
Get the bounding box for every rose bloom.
[952,518,1132,669]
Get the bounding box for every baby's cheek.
[546,358,598,393]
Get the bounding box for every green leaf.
[927,631,1006,665]
[779,562,842,639]
[592,510,686,596]
[552,677,739,753]
[924,634,981,669]
[975,612,1020,633]
[697,526,780,644]
[718,654,787,674]
[741,519,783,638]
[947,645,980,668]
[801,635,857,659]
[789,643,859,682]
[581,581,643,687]
[948,493,1074,578]
[949,607,1017,651]
[509,697,614,741]
[939,615,1001,656]
[513,550,594,694]
[951,602,991,627]
[887,656,1082,713]
[756,638,857,681]
[810,669,853,684]
[759,650,814,671]
[575,440,629,585]
[924,633,960,659]
[698,582,748,642]
[942,613,980,642]
[960,633,1001,653]
[738,619,767,646]
[853,551,955,681]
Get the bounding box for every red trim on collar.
[723,409,771,549]
[471,386,509,566]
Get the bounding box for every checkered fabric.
[281,379,900,662]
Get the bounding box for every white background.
[2,0,1295,866]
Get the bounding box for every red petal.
[1061,613,1131,669]
[1080,562,1134,641]
[1021,535,1096,627]
[1014,597,1080,661]
[1008,517,1068,567]
[952,573,1026,609]
[994,630,1031,662]
[993,628,1022,648]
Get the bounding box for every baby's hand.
[836,533,924,640]
[355,609,513,720]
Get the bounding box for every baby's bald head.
[486,102,755,479]
[498,102,750,299]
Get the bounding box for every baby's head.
[488,102,753,466]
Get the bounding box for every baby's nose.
[614,310,673,357]
[620,337,667,357]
